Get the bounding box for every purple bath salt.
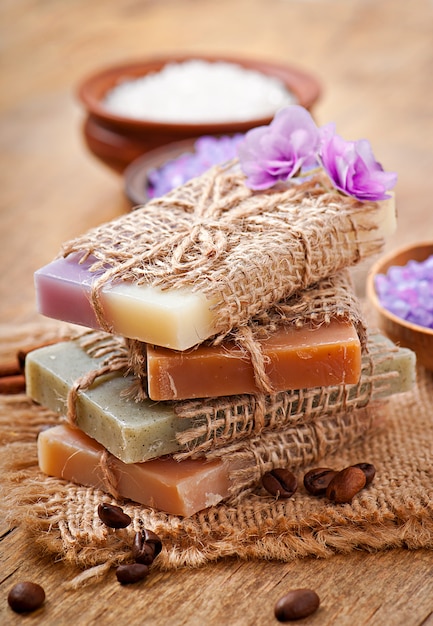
[375,254,433,329]
[147,134,245,198]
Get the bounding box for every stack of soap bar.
[31,153,400,516]
[35,330,416,517]
[146,319,362,400]
[38,424,231,517]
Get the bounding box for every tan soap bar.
[38,424,231,517]
[147,319,362,400]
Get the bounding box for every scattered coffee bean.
[274,588,320,622]
[143,528,163,557]
[351,462,376,486]
[326,466,367,503]
[116,563,149,585]
[97,503,132,529]
[133,535,155,565]
[303,467,338,496]
[7,581,45,614]
[132,529,162,565]
[262,468,298,498]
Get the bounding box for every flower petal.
[319,132,397,201]
[238,105,320,188]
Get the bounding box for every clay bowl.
[366,242,433,370]
[124,138,201,206]
[77,54,322,172]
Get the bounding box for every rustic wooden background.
[1,0,433,624]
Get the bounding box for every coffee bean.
[262,468,297,498]
[351,462,376,486]
[143,528,163,558]
[303,467,338,496]
[8,581,45,613]
[132,529,162,565]
[98,503,131,529]
[326,466,367,503]
[274,588,320,622]
[133,535,155,565]
[116,563,150,585]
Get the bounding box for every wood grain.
[1,0,433,624]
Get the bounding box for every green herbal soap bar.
[26,339,194,463]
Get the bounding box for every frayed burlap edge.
[2,371,432,587]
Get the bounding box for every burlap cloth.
[1,322,432,588]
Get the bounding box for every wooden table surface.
[1,1,433,624]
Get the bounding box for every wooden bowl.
[77,54,322,172]
[366,242,433,370]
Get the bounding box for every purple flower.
[237,105,320,190]
[319,123,397,201]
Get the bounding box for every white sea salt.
[103,60,296,123]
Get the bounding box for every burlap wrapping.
[62,328,408,466]
[60,164,384,339]
[173,333,408,463]
[127,268,367,398]
[2,323,430,590]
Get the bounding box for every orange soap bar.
[147,319,362,400]
[38,424,231,517]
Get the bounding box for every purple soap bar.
[35,255,103,330]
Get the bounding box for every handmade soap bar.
[147,319,362,400]
[38,424,230,516]
[26,339,194,463]
[35,170,396,350]
[35,254,216,351]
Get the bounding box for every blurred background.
[1,0,432,323]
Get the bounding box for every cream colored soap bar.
[38,424,230,517]
[147,319,362,400]
[26,340,194,463]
